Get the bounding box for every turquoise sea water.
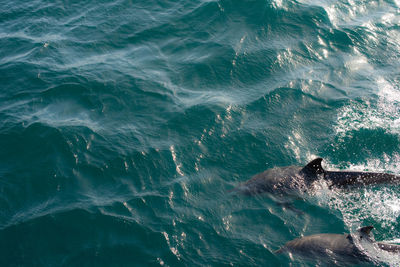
[1,0,400,265]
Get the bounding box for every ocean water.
[1,0,400,266]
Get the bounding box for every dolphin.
[235,158,400,196]
[276,226,400,263]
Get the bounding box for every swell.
[0,207,182,266]
[0,121,177,228]
[1,0,400,266]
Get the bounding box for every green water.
[1,0,400,266]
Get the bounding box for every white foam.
[344,53,373,73]
[335,76,400,136]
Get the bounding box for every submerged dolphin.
[276,226,400,263]
[235,158,400,196]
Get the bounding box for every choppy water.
[1,0,400,266]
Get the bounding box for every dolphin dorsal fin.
[301,158,325,175]
[358,226,374,241]
[358,226,374,236]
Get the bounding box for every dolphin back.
[377,242,400,253]
[325,171,400,187]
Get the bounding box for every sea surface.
[1,0,400,266]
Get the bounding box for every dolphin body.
[276,226,400,263]
[235,158,400,196]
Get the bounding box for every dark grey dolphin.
[235,158,400,196]
[276,226,400,263]
[234,158,324,196]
